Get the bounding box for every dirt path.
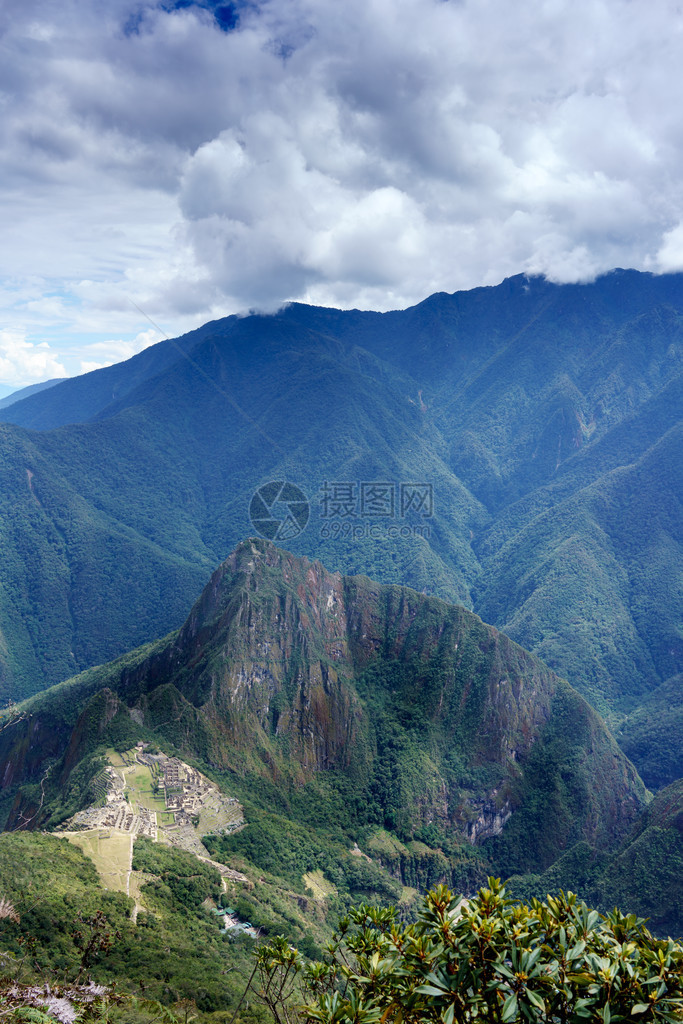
[126,834,133,897]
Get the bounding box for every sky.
[2,0,683,388]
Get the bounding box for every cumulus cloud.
[172,0,683,308]
[0,329,67,386]
[3,0,683,377]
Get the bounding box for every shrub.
[253,879,683,1024]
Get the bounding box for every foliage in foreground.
[253,880,683,1024]
[0,832,269,1022]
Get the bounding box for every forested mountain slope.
[0,540,647,882]
[0,271,679,765]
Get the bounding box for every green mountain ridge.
[509,777,683,937]
[0,269,680,788]
[617,674,683,789]
[0,540,647,881]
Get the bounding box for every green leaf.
[526,989,545,1012]
[495,962,516,980]
[441,1002,455,1024]
[568,940,587,961]
[501,992,519,1022]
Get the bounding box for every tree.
[252,879,683,1024]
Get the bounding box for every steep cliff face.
[0,540,647,870]
[112,541,553,771]
[110,539,645,856]
[113,541,364,774]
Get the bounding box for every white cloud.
[74,329,163,372]
[656,222,683,272]
[3,0,683,374]
[0,330,67,386]
[168,0,683,310]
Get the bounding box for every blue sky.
[2,0,683,387]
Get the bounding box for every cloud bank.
[2,0,683,380]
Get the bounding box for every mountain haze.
[0,378,65,411]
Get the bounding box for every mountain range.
[0,287,681,1024]
[0,269,680,796]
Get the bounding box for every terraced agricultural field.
[197,795,243,836]
[105,748,126,768]
[303,869,337,900]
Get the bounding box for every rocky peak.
[1,541,648,865]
